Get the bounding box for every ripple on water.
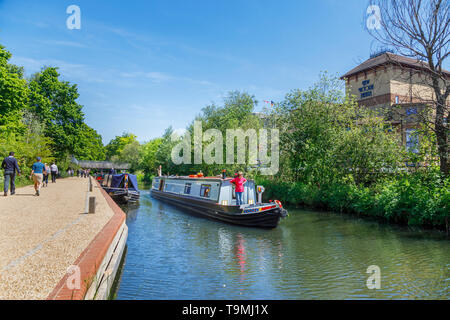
[115,193,450,300]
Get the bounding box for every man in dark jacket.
[2,151,21,196]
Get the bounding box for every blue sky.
[0,0,379,144]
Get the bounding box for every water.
[115,189,450,300]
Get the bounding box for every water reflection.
[116,191,450,300]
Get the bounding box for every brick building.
[341,51,449,152]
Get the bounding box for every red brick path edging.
[47,180,126,300]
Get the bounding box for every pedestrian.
[230,171,247,206]
[31,157,46,196]
[50,162,58,183]
[2,151,21,196]
[43,163,50,187]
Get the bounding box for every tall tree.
[273,74,403,185]
[27,67,86,159]
[105,132,138,160]
[0,45,28,138]
[139,137,163,176]
[367,0,449,175]
[188,91,263,176]
[73,123,105,160]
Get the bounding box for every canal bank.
[0,177,127,300]
[256,177,450,232]
[115,189,449,300]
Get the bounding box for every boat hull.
[151,189,283,228]
[104,189,140,204]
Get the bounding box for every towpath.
[0,177,114,299]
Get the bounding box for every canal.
[115,189,449,300]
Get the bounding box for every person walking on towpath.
[2,151,21,196]
[31,157,46,196]
[230,171,247,206]
[50,162,58,183]
[43,163,50,187]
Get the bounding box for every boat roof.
[110,173,139,191]
[157,175,251,182]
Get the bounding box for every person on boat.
[31,157,46,196]
[230,171,247,206]
[2,151,21,196]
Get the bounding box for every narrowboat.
[101,173,140,204]
[150,174,288,228]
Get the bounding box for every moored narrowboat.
[101,173,140,204]
[150,174,287,228]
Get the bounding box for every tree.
[154,127,181,175]
[72,123,105,160]
[105,132,138,160]
[272,74,403,185]
[115,140,141,171]
[187,91,263,176]
[27,67,87,159]
[0,45,28,138]
[140,138,163,177]
[367,0,449,175]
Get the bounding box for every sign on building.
[359,80,374,99]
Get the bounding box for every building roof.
[71,156,131,169]
[341,52,450,79]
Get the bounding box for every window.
[200,184,211,198]
[406,129,419,154]
[395,96,399,104]
[184,183,191,194]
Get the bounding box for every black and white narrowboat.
[150,174,287,228]
[101,173,140,204]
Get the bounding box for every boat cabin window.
[200,184,211,198]
[159,179,165,191]
[184,183,192,194]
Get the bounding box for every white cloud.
[38,40,88,48]
[120,71,213,86]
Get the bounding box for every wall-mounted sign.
[359,79,374,99]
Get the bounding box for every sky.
[0,0,381,144]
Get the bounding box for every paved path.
[0,177,114,299]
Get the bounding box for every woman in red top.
[230,171,247,206]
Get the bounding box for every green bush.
[256,172,450,230]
